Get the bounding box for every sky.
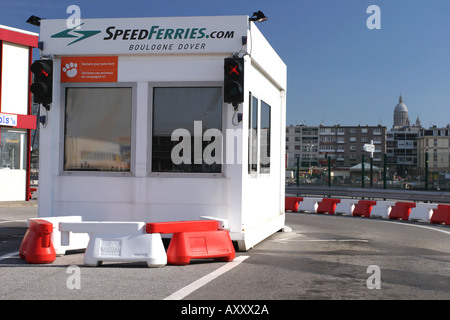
[2,0,450,129]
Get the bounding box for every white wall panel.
[1,42,29,114]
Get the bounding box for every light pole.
[425,150,429,191]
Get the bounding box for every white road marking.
[0,220,27,224]
[381,220,450,235]
[271,238,369,244]
[288,239,368,242]
[0,251,19,261]
[164,255,250,300]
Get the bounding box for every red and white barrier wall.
[285,196,450,225]
[20,216,235,266]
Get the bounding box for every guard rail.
[286,186,450,204]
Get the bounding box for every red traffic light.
[224,59,243,77]
[229,65,239,75]
[30,60,53,107]
[224,58,244,105]
[31,61,51,79]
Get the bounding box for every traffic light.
[31,59,53,108]
[224,57,244,105]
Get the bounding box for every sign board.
[61,56,118,82]
[0,113,17,127]
[40,16,248,56]
[363,143,375,153]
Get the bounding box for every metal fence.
[286,185,450,204]
[286,155,450,192]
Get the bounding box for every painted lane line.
[382,220,450,235]
[164,255,250,300]
[0,220,27,224]
[271,238,369,244]
[0,251,19,261]
[285,239,368,242]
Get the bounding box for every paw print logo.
[62,62,78,78]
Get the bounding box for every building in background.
[286,124,386,170]
[0,25,38,201]
[392,95,410,129]
[386,95,422,177]
[286,125,318,168]
[417,126,450,175]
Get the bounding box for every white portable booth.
[37,15,287,250]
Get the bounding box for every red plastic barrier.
[285,197,303,212]
[317,198,341,214]
[430,204,450,225]
[29,187,37,199]
[167,230,235,265]
[353,200,377,218]
[19,219,56,264]
[146,220,235,265]
[146,220,218,234]
[389,202,416,221]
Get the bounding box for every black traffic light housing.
[224,57,244,107]
[31,59,53,110]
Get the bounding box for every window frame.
[0,128,28,170]
[259,99,271,174]
[248,93,259,175]
[248,92,272,177]
[148,82,225,177]
[60,82,137,176]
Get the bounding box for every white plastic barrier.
[370,201,396,219]
[59,221,167,267]
[29,216,89,256]
[409,203,437,222]
[200,216,229,230]
[335,199,358,215]
[297,197,321,213]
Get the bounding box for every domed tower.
[393,95,410,129]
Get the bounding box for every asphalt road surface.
[1,202,450,307]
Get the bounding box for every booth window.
[0,128,27,170]
[260,100,271,173]
[248,94,271,175]
[64,87,132,172]
[248,94,258,173]
[152,87,222,173]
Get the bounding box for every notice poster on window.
[61,56,118,82]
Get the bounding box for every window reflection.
[64,87,132,171]
[152,87,222,173]
[260,100,271,173]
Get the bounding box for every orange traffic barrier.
[285,197,303,212]
[389,202,416,221]
[353,200,377,218]
[317,198,341,215]
[430,204,450,225]
[29,187,37,199]
[145,220,218,234]
[19,219,56,264]
[146,220,235,265]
